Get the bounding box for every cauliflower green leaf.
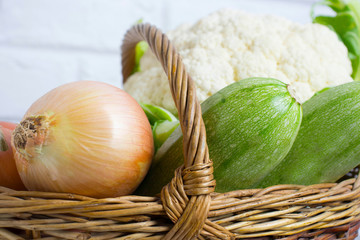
[132,41,148,74]
[141,103,179,151]
[312,0,360,81]
[130,19,149,75]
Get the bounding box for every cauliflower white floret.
[124,9,353,113]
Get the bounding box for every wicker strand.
[0,177,360,239]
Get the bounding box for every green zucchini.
[136,78,302,195]
[257,81,360,187]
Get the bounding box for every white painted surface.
[0,0,323,122]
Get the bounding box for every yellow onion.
[12,81,154,198]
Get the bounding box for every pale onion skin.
[0,122,26,190]
[11,81,154,198]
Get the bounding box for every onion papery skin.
[0,122,26,190]
[12,81,154,198]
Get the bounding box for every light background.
[0,0,330,123]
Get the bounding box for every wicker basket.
[1,23,360,240]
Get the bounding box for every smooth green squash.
[257,81,360,187]
[136,78,302,195]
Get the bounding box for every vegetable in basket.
[140,103,179,152]
[0,122,26,190]
[124,9,353,114]
[11,81,154,198]
[136,78,302,195]
[132,41,148,75]
[257,81,360,187]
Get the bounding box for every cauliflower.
[124,9,353,113]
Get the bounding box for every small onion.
[12,81,154,198]
[0,122,26,190]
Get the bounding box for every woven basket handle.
[121,23,213,181]
[121,24,227,239]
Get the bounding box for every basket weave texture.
[1,23,360,240]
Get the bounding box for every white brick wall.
[0,0,322,122]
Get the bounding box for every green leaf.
[129,19,149,75]
[140,103,179,152]
[312,0,360,81]
[0,128,8,152]
[140,103,178,125]
[152,120,180,150]
[135,18,144,24]
[311,0,346,17]
[131,41,148,75]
